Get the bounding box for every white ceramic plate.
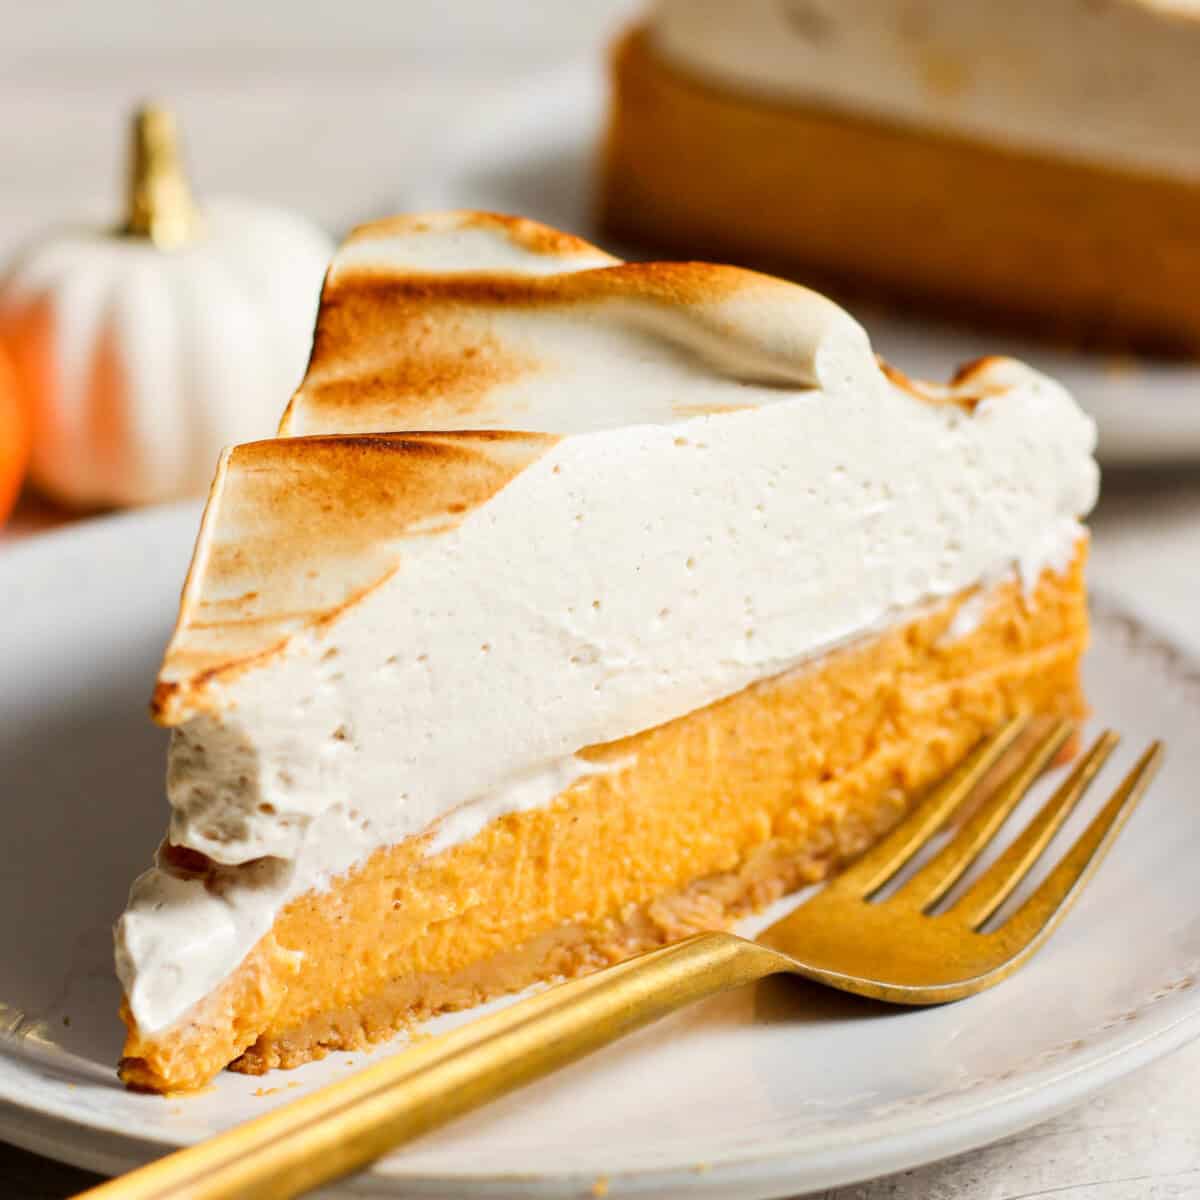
[2,504,1200,1200]
[404,59,1200,467]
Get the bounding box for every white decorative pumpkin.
[0,106,333,508]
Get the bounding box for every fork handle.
[78,933,780,1200]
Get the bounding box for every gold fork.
[80,715,1162,1200]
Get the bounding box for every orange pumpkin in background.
[0,341,29,527]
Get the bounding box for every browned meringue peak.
[279,210,883,439]
[152,430,554,725]
[877,356,1027,411]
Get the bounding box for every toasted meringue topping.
[117,212,1098,1034]
[159,211,887,721]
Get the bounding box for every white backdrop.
[0,0,639,256]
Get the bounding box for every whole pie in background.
[600,0,1200,356]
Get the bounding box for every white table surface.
[3,3,1200,1196]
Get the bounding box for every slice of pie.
[115,211,1098,1092]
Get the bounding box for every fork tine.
[996,742,1163,947]
[951,731,1119,929]
[890,719,1073,911]
[828,714,1030,898]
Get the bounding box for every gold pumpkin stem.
[123,104,200,249]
